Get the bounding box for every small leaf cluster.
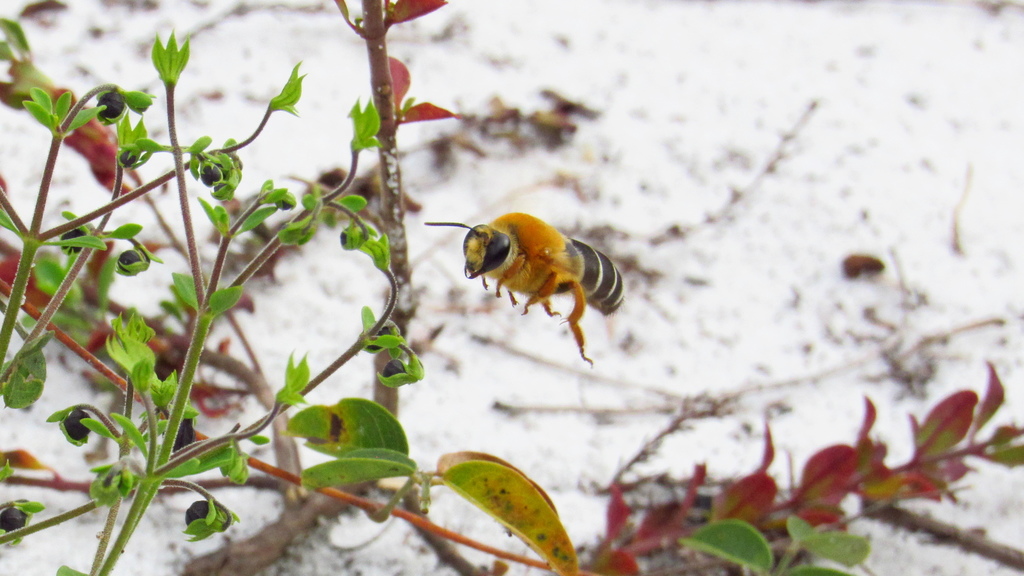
[360,307,423,387]
[592,364,1024,574]
[681,517,868,576]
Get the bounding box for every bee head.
[425,221,511,279]
[462,225,510,278]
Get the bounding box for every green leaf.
[988,443,1024,466]
[23,99,55,131]
[209,286,243,316]
[54,91,72,123]
[301,448,417,488]
[361,306,376,331]
[360,233,391,271]
[172,273,199,311]
[109,413,148,456]
[57,568,90,576]
[187,135,213,153]
[801,531,871,567]
[680,519,773,573]
[249,435,270,446]
[0,19,31,57]
[46,235,108,251]
[286,398,408,457]
[0,209,19,234]
[349,99,382,151]
[787,515,817,543]
[2,333,52,409]
[165,445,236,478]
[80,417,117,441]
[0,461,13,482]
[239,205,278,234]
[67,107,103,132]
[197,197,230,235]
[107,223,143,240]
[276,354,309,407]
[152,32,190,86]
[439,453,577,576]
[269,62,305,116]
[338,195,368,212]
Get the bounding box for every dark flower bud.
[0,507,28,532]
[185,500,209,527]
[63,408,92,441]
[115,249,150,277]
[119,149,141,168]
[59,228,88,255]
[200,164,222,187]
[96,91,126,122]
[183,499,235,541]
[173,418,196,452]
[381,359,406,379]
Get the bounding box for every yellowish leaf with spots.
[438,452,578,576]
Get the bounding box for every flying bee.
[427,212,624,364]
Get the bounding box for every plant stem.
[164,83,206,306]
[0,239,40,365]
[94,480,161,576]
[157,312,214,466]
[360,0,414,415]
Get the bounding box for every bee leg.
[523,273,559,316]
[497,254,527,307]
[542,302,561,318]
[480,277,489,291]
[566,282,592,366]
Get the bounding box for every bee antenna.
[425,221,471,229]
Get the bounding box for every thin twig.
[951,163,973,256]
[866,505,1024,571]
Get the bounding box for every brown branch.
[360,0,415,415]
[866,505,1024,571]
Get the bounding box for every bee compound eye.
[478,231,511,274]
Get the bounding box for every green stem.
[90,499,122,576]
[164,85,206,307]
[0,239,41,367]
[157,312,214,466]
[94,481,160,576]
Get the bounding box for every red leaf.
[712,472,777,524]
[387,0,447,25]
[1,449,52,471]
[590,547,639,576]
[606,484,632,541]
[401,102,459,124]
[856,397,877,445]
[972,362,1005,437]
[796,445,857,505]
[758,423,775,474]
[605,549,639,575]
[795,507,843,527]
[634,502,685,542]
[914,390,978,458]
[389,57,411,108]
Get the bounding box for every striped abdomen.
[570,239,624,315]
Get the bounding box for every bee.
[427,213,624,364]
